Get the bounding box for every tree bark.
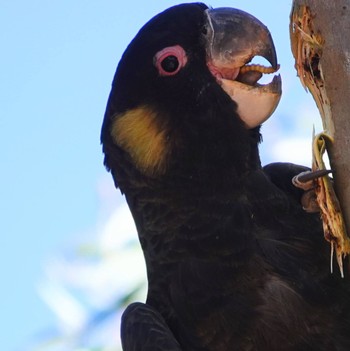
[290,1,350,235]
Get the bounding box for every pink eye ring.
[154,45,187,76]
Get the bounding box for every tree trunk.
[290,1,350,235]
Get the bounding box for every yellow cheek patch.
[111,106,169,176]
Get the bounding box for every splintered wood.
[312,133,350,277]
[290,5,350,277]
[290,6,332,135]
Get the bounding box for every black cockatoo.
[101,3,350,350]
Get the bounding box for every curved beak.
[204,7,282,128]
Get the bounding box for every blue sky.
[1,1,321,350]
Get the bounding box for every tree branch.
[290,1,350,236]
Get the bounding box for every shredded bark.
[290,5,350,276]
